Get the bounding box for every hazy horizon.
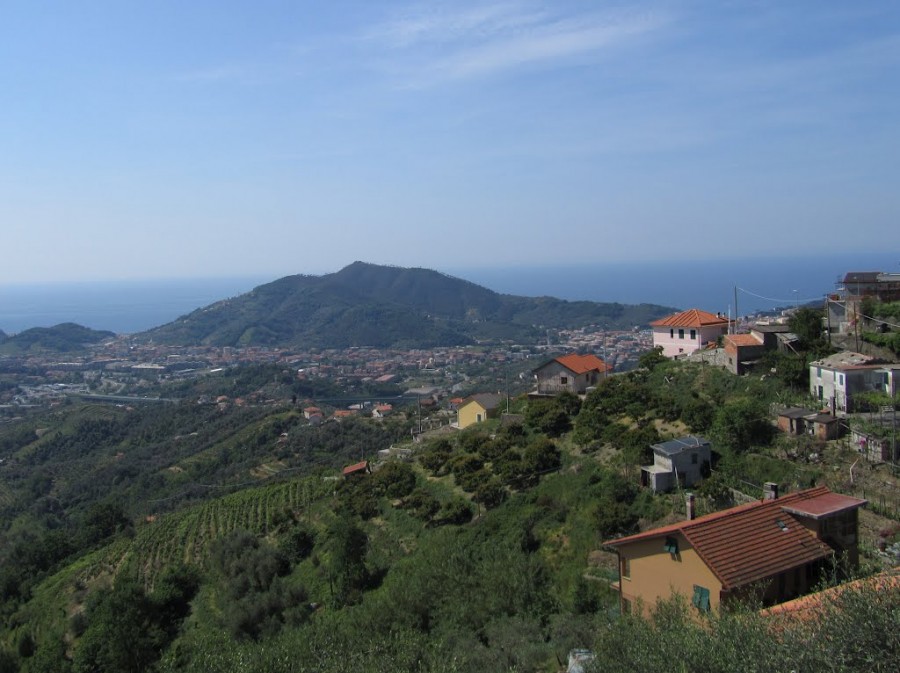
[3,252,897,334]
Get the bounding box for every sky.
[1,0,899,283]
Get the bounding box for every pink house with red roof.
[650,309,731,358]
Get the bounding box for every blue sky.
[1,0,898,283]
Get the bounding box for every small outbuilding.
[641,436,711,493]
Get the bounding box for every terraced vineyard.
[131,475,333,583]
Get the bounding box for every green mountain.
[0,322,115,355]
[140,262,674,348]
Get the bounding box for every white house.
[809,352,899,413]
[650,309,730,358]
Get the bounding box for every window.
[690,329,696,340]
[838,374,844,386]
[476,413,483,423]
[560,376,568,385]
[621,557,630,579]
[670,329,674,339]
[692,585,710,612]
[817,367,822,378]
[678,329,685,339]
[663,536,679,554]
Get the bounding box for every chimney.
[763,482,779,500]
[686,493,696,521]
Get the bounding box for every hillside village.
[0,268,898,672]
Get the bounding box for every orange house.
[604,486,867,616]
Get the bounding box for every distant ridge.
[138,262,675,349]
[0,323,115,355]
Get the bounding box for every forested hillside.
[0,353,897,672]
[0,324,115,355]
[139,262,673,348]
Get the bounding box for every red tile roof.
[554,353,611,375]
[342,461,369,476]
[760,568,900,620]
[650,309,730,328]
[725,333,763,347]
[605,487,867,591]
[779,492,869,520]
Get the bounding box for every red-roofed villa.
[604,486,867,616]
[650,309,731,358]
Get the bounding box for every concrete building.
[640,436,711,493]
[776,407,843,441]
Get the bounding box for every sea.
[1,252,897,335]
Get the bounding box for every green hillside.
[138,262,674,348]
[1,354,897,672]
[0,323,115,355]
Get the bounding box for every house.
[838,271,900,303]
[640,436,711,493]
[830,271,900,334]
[809,352,898,413]
[457,393,503,429]
[749,323,797,351]
[532,353,611,396]
[650,309,731,358]
[723,333,766,375]
[605,486,867,616]
[776,408,843,441]
[372,403,393,419]
[342,461,370,477]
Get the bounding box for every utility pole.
[733,286,738,334]
[505,365,510,414]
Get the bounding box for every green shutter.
[663,536,679,554]
[692,585,710,612]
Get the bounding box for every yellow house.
[605,486,867,616]
[457,393,503,430]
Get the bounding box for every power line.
[735,287,821,304]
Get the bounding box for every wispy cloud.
[367,2,548,47]
[363,1,669,86]
[173,65,252,84]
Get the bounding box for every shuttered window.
[692,585,710,612]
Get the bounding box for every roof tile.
[606,487,867,590]
[650,309,730,328]
[554,353,611,375]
